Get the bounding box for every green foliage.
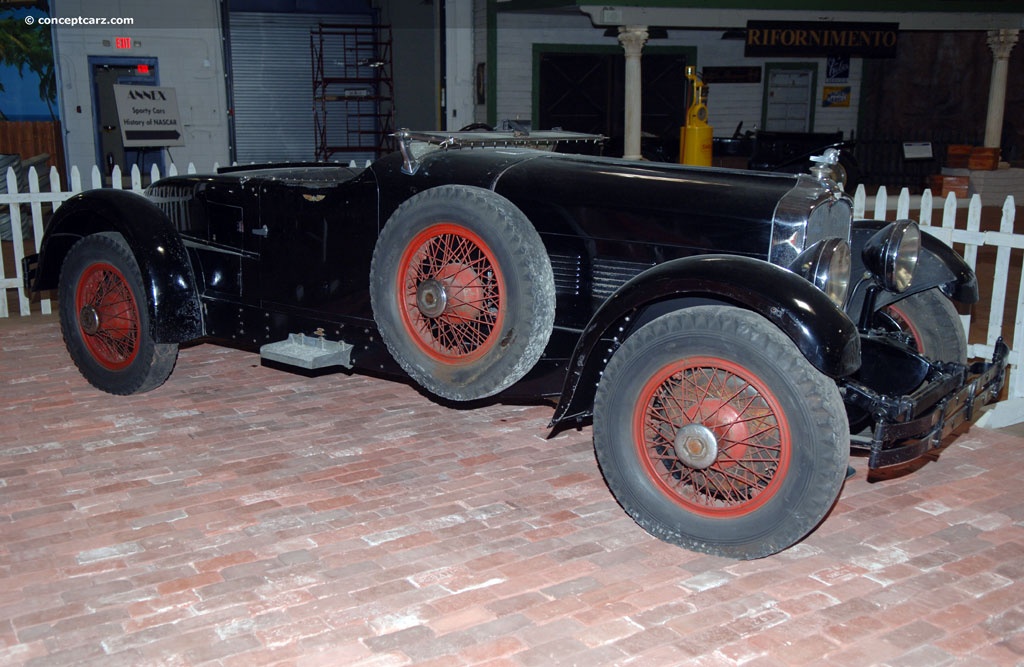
[0,15,57,120]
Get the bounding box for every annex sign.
[113,85,185,147]
[745,21,898,58]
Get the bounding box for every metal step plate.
[260,333,353,370]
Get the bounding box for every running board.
[260,333,353,370]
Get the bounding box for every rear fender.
[33,189,202,343]
[550,254,861,426]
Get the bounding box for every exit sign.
[115,36,132,49]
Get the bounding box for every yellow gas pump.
[679,66,713,166]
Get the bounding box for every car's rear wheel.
[58,232,178,394]
[593,306,848,559]
[370,185,555,401]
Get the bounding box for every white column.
[445,0,476,131]
[618,26,648,160]
[984,29,1019,149]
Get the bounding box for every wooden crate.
[946,144,972,169]
[968,147,1000,171]
[928,174,970,197]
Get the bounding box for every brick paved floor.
[2,318,1023,666]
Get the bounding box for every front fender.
[846,219,978,318]
[550,254,861,425]
[33,189,202,343]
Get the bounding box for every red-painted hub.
[397,223,505,363]
[632,356,792,517]
[74,262,141,371]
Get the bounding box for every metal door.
[88,57,160,181]
[763,64,816,132]
[537,49,689,160]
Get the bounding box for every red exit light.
[115,36,132,49]
[136,64,150,74]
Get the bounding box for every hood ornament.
[809,147,849,196]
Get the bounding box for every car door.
[182,179,259,300]
[254,168,379,320]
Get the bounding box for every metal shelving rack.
[311,23,396,161]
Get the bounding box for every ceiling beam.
[578,5,1024,31]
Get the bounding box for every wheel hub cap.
[79,304,101,336]
[673,423,719,470]
[416,279,448,318]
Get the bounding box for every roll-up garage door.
[228,11,371,163]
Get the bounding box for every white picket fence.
[1,163,1022,426]
[1,162,203,319]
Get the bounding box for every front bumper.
[845,338,1010,469]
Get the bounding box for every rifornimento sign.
[745,21,899,58]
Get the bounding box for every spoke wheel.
[74,261,142,371]
[594,306,848,559]
[398,223,505,363]
[636,357,791,518]
[371,185,555,401]
[58,233,178,395]
[878,288,967,362]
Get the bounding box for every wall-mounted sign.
[112,84,185,147]
[903,142,934,160]
[826,55,849,83]
[702,67,762,84]
[746,21,898,58]
[822,86,852,108]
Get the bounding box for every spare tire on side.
[369,185,555,401]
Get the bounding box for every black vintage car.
[23,130,1007,559]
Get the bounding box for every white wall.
[495,11,862,139]
[473,0,488,124]
[444,0,475,130]
[378,0,439,131]
[51,0,230,173]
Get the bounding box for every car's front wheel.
[58,232,178,394]
[878,288,968,363]
[593,306,849,559]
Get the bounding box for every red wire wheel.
[58,233,178,395]
[74,261,142,371]
[370,185,555,402]
[396,222,506,364]
[881,302,925,352]
[633,357,791,518]
[878,290,966,363]
[593,306,848,559]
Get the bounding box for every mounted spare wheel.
[369,185,555,401]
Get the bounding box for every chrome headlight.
[790,238,852,308]
[863,220,920,293]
